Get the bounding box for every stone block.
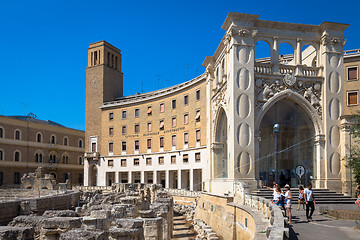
[83,217,111,230]
[90,210,110,219]
[143,217,163,240]
[43,210,78,218]
[60,229,108,240]
[113,218,143,229]
[0,226,34,240]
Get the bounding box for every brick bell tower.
[84,40,123,186]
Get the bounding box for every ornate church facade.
[84,12,353,195]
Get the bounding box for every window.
[196,90,200,101]
[79,140,83,148]
[51,135,56,144]
[184,132,189,144]
[183,154,189,163]
[122,126,127,135]
[196,130,201,143]
[171,155,176,164]
[37,133,42,143]
[109,142,114,152]
[0,150,3,160]
[108,159,114,167]
[347,66,358,81]
[146,157,152,165]
[147,122,152,132]
[184,95,189,105]
[62,155,69,164]
[50,154,57,163]
[121,159,127,167]
[160,103,165,112]
[14,151,20,161]
[172,99,176,109]
[15,130,20,140]
[109,127,114,136]
[91,142,96,152]
[109,112,114,121]
[159,120,164,130]
[347,91,358,106]
[147,139,152,149]
[121,141,126,151]
[196,110,201,122]
[184,114,189,124]
[158,156,164,165]
[159,136,164,148]
[14,172,20,184]
[172,117,177,127]
[35,153,43,163]
[147,106,152,116]
[134,140,139,150]
[64,137,68,146]
[195,152,201,162]
[172,135,177,147]
[135,108,140,117]
[78,157,83,165]
[0,127,3,138]
[134,158,140,166]
[122,110,127,119]
[135,124,140,133]
[78,174,83,184]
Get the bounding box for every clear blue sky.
[1,0,359,131]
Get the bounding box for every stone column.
[314,135,325,188]
[165,170,169,188]
[189,169,194,191]
[84,159,91,186]
[340,117,353,195]
[140,171,145,184]
[115,171,119,184]
[177,169,182,189]
[320,22,348,192]
[153,170,157,185]
[295,38,303,76]
[128,171,132,184]
[271,36,279,74]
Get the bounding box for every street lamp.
[273,124,280,184]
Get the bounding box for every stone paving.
[289,208,360,240]
[171,215,196,240]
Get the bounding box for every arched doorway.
[214,108,228,179]
[258,99,315,187]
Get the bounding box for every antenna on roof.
[21,102,30,116]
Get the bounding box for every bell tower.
[84,40,123,186]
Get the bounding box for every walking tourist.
[297,185,305,211]
[355,185,360,210]
[304,183,316,221]
[284,184,292,224]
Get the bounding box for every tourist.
[355,185,360,210]
[264,181,278,201]
[297,185,305,211]
[284,184,292,224]
[272,187,285,209]
[304,183,316,222]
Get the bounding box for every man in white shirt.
[304,183,316,221]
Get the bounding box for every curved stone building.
[85,12,353,194]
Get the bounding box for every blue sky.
[1,0,359,130]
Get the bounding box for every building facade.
[344,49,360,115]
[85,13,355,195]
[0,114,85,187]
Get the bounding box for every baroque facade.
[0,114,85,187]
[85,12,355,194]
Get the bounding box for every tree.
[344,111,360,185]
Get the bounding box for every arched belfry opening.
[214,108,228,179]
[257,99,315,187]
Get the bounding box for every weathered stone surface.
[0,226,35,240]
[83,217,111,230]
[43,210,78,218]
[113,219,143,229]
[60,229,108,240]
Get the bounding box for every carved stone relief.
[255,77,322,116]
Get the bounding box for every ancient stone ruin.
[21,167,72,190]
[0,184,174,240]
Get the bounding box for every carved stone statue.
[257,83,274,102]
[304,86,320,108]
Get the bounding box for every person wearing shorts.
[284,184,292,224]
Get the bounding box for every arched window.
[35,152,43,163]
[37,133,42,143]
[78,140,83,148]
[0,127,4,138]
[50,154,57,163]
[64,137,68,146]
[0,149,3,160]
[51,135,56,144]
[78,157,83,165]
[14,151,20,161]
[15,130,21,140]
[62,155,69,164]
